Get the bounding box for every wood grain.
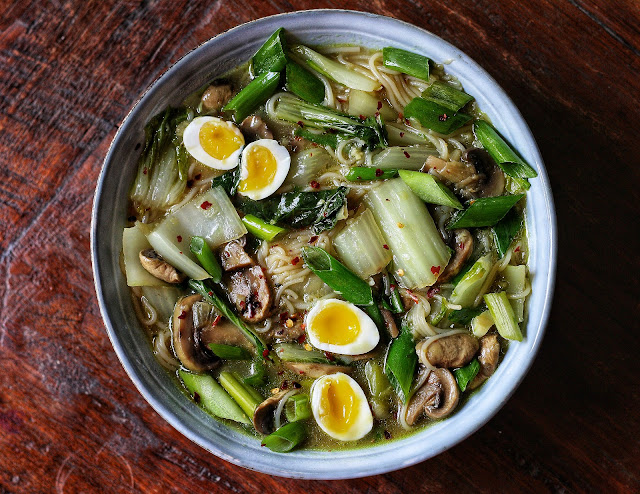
[1,1,638,492]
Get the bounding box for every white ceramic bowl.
[91,10,556,479]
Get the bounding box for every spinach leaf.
[211,167,241,196]
[447,307,485,325]
[384,326,417,403]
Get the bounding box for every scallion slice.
[252,28,288,75]
[384,326,417,403]
[284,394,312,422]
[190,236,223,282]
[285,61,325,104]
[345,167,398,181]
[218,371,262,418]
[242,214,286,241]
[404,97,472,134]
[208,343,251,360]
[382,47,430,81]
[492,208,523,257]
[223,71,280,122]
[422,81,474,111]
[447,194,524,229]
[484,291,523,341]
[294,128,340,148]
[262,422,307,452]
[398,170,463,209]
[473,121,538,179]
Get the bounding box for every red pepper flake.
[309,235,319,244]
[359,114,366,120]
[431,265,441,275]
[426,286,440,298]
[377,101,383,110]
[281,380,289,390]
[200,201,212,210]
[297,120,304,127]
[211,315,222,327]
[239,300,246,309]
[293,381,302,389]
[406,289,419,303]
[310,180,320,189]
[193,391,201,404]
[194,173,202,180]
[279,312,289,324]
[177,311,187,320]
[142,167,148,175]
[262,349,270,358]
[405,118,411,126]
[375,168,383,177]
[514,246,521,253]
[297,334,306,344]
[324,351,335,362]
[384,430,392,440]
[398,112,404,121]
[176,235,182,243]
[383,244,389,250]
[375,111,380,118]
[399,132,405,138]
[459,242,465,250]
[207,291,213,296]
[291,256,300,265]
[301,323,306,331]
[403,150,411,158]
[439,113,449,122]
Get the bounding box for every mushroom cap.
[426,333,480,368]
[139,248,185,283]
[468,333,501,390]
[172,294,220,372]
[252,389,291,435]
[226,265,273,323]
[437,229,473,284]
[283,361,352,378]
[424,368,460,419]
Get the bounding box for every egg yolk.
[318,377,357,434]
[238,145,278,193]
[199,122,243,160]
[311,302,361,345]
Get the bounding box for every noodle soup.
[122,28,536,451]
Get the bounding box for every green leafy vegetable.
[244,360,267,386]
[473,121,538,179]
[190,236,223,282]
[404,98,472,134]
[382,47,430,81]
[285,61,325,104]
[301,247,374,306]
[262,422,307,452]
[454,359,480,392]
[211,166,241,196]
[294,127,340,148]
[422,81,474,111]
[448,194,524,229]
[223,71,281,122]
[252,28,288,75]
[208,343,251,360]
[384,326,417,403]
[447,307,485,325]
[492,208,523,257]
[239,187,348,234]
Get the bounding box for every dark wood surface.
[1,1,638,492]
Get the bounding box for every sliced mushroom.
[240,115,273,140]
[200,318,254,350]
[172,295,220,372]
[264,319,306,344]
[406,368,460,424]
[201,84,233,112]
[219,237,254,272]
[252,389,290,435]
[381,308,399,338]
[426,333,479,368]
[226,265,272,323]
[283,362,352,378]
[468,333,500,390]
[462,148,505,198]
[139,248,185,283]
[438,229,473,284]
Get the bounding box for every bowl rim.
[91,9,557,479]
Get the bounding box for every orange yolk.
[318,377,357,434]
[199,121,243,160]
[238,145,278,193]
[311,302,361,345]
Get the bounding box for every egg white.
[305,299,380,356]
[310,372,373,441]
[183,116,244,170]
[238,139,290,200]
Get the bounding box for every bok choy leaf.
[384,326,417,403]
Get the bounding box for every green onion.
[244,360,267,386]
[492,208,523,257]
[218,371,262,418]
[365,361,392,419]
[422,81,474,111]
[389,285,404,314]
[285,61,325,104]
[454,358,480,392]
[291,44,380,92]
[471,310,494,337]
[372,145,438,170]
[223,71,280,122]
[261,422,307,452]
[242,214,286,241]
[284,394,312,422]
[385,122,430,146]
[473,121,538,179]
[208,343,251,360]
[190,236,223,282]
[294,128,340,148]
[503,265,526,322]
[345,167,398,181]
[404,98,472,134]
[450,254,493,308]
[189,280,266,355]
[179,370,250,424]
[398,170,463,209]
[273,343,339,364]
[384,326,417,403]
[382,47,430,81]
[363,303,386,335]
[301,247,374,306]
[447,194,524,229]
[484,291,523,341]
[252,28,288,75]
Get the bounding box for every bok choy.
[123,223,167,286]
[371,145,438,170]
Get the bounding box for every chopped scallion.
[398,170,463,209]
[404,98,472,134]
[447,194,524,229]
[345,167,398,181]
[422,81,474,111]
[218,371,262,418]
[284,394,312,422]
[261,422,307,452]
[484,291,523,341]
[252,28,288,75]
[473,121,538,179]
[242,214,286,241]
[223,71,280,122]
[190,236,223,282]
[382,47,430,81]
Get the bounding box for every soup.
[122,28,536,451]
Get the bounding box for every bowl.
[91,9,556,479]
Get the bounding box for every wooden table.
[1,1,638,492]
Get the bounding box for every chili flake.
[200,201,212,210]
[297,334,306,344]
[439,114,449,122]
[375,168,383,177]
[403,150,411,158]
[177,311,187,320]
[309,235,319,244]
[377,101,383,110]
[383,244,389,250]
[176,235,182,243]
[262,349,270,358]
[291,256,300,265]
[324,351,335,362]
[426,286,440,298]
[142,167,148,175]
[431,265,441,275]
[309,180,320,189]
[399,132,405,138]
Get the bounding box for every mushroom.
[283,362,352,378]
[200,84,233,112]
[200,318,254,350]
[139,248,185,283]
[437,229,473,284]
[462,148,505,198]
[240,115,273,140]
[252,389,290,435]
[219,237,254,272]
[406,368,460,425]
[381,308,399,338]
[226,265,273,323]
[468,333,500,390]
[264,319,306,344]
[425,333,479,368]
[172,295,220,372]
